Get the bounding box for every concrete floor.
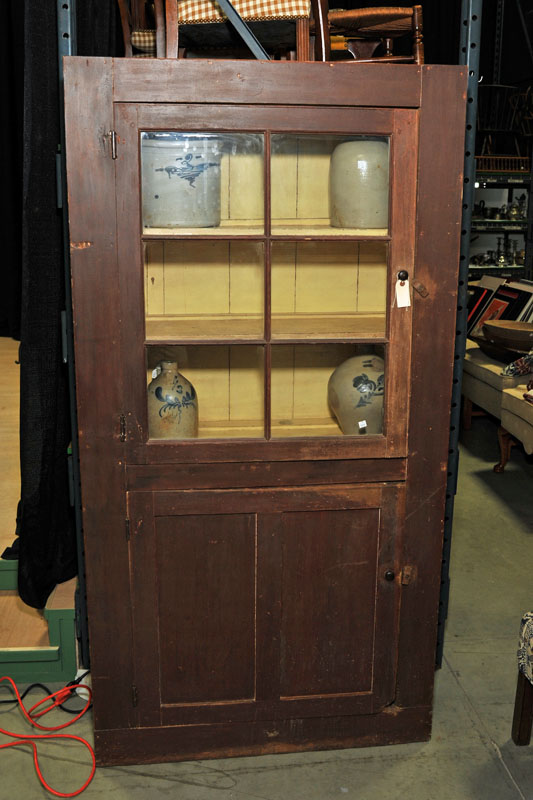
[1,415,533,799]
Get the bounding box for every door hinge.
[125,518,130,541]
[132,684,138,707]
[106,130,118,160]
[119,414,127,442]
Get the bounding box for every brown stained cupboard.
[64,58,466,765]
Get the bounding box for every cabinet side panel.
[63,58,135,729]
[397,65,467,707]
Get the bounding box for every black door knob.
[397,270,409,282]
[384,569,395,581]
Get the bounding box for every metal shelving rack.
[436,0,483,667]
[469,165,531,280]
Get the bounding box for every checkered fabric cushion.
[131,29,157,53]
[177,0,310,24]
[518,611,533,684]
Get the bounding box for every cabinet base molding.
[95,706,432,766]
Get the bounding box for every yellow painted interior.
[145,241,387,341]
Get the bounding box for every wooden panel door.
[127,484,404,729]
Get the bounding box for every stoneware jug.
[328,354,385,435]
[142,133,221,228]
[329,139,389,229]
[147,361,198,439]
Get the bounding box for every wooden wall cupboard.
[64,58,466,765]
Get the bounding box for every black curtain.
[1,1,120,609]
[0,3,24,339]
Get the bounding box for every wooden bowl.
[470,335,523,363]
[482,320,533,353]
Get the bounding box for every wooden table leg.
[462,395,472,430]
[494,426,515,473]
[512,670,533,745]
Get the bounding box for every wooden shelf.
[271,221,388,237]
[151,419,265,440]
[147,417,371,440]
[144,221,389,239]
[146,316,264,341]
[145,313,386,342]
[271,417,343,438]
[272,313,386,340]
[144,222,264,238]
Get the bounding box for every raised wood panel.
[127,484,401,730]
[279,509,379,697]
[156,513,256,704]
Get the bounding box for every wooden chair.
[118,0,311,60]
[513,611,533,745]
[311,5,424,64]
[117,0,166,57]
[165,0,312,60]
[117,2,422,64]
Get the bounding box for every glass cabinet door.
[129,112,414,450]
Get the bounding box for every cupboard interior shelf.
[149,417,351,440]
[145,313,387,342]
[143,225,389,238]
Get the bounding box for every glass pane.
[271,344,385,438]
[271,135,389,236]
[271,241,387,339]
[144,240,264,340]
[142,133,264,234]
[146,345,264,439]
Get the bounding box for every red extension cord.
[0,675,95,797]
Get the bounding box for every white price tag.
[395,279,411,308]
[152,366,162,379]
[358,420,367,430]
